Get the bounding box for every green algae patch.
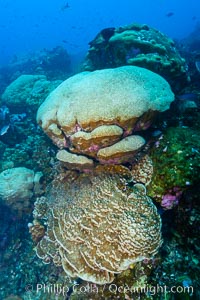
[148,126,200,201]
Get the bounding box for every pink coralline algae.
[133,119,153,132]
[88,144,100,152]
[161,187,183,210]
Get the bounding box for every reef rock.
[33,171,162,284]
[37,66,174,170]
[0,167,43,215]
[83,23,188,88]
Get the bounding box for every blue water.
[0,0,199,65]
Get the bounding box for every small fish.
[0,124,10,136]
[10,113,26,123]
[182,278,192,289]
[166,12,174,18]
[151,130,162,137]
[163,146,168,152]
[61,2,70,11]
[157,207,165,216]
[0,105,9,121]
[195,61,200,72]
[192,147,199,154]
[177,93,199,101]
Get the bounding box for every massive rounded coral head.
[37,66,174,168]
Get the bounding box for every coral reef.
[33,171,162,284]
[174,24,200,93]
[83,23,188,89]
[37,65,174,170]
[0,46,71,95]
[0,22,200,300]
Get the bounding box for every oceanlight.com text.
[25,282,193,297]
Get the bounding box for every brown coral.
[29,221,45,243]
[33,171,162,284]
[70,125,123,157]
[131,154,154,185]
[97,135,145,164]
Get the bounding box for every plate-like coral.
[32,171,162,284]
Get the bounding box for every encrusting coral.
[32,171,162,284]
